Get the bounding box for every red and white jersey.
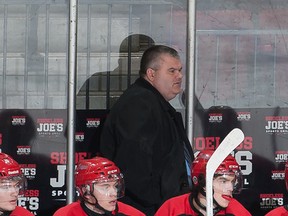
[265,206,288,216]
[155,193,251,216]
[10,206,34,216]
[53,201,145,216]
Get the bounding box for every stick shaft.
[206,128,245,216]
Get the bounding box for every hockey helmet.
[75,157,124,198]
[191,150,242,193]
[0,153,27,195]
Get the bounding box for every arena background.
[1,0,288,215]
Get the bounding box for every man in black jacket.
[100,45,194,216]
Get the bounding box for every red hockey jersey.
[265,206,288,216]
[53,201,145,216]
[10,206,34,216]
[155,193,251,216]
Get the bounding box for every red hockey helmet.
[0,153,27,195]
[191,150,242,193]
[75,157,124,198]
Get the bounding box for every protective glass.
[213,170,242,194]
[85,173,125,200]
[0,175,27,195]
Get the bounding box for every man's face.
[0,180,20,212]
[91,180,119,212]
[213,174,235,208]
[150,54,183,101]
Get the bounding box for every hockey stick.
[206,128,245,216]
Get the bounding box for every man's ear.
[146,68,155,81]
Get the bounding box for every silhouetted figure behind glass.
[77,34,155,110]
[203,105,241,140]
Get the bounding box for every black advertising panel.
[0,109,108,215]
[1,107,288,215]
[193,106,288,215]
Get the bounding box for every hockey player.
[265,160,288,215]
[155,150,251,216]
[53,156,145,216]
[0,153,34,216]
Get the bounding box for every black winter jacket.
[100,77,194,215]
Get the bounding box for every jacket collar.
[134,77,177,114]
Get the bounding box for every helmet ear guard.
[192,173,205,189]
[78,184,92,196]
[85,185,91,193]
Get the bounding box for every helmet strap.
[191,187,224,215]
[81,192,118,216]
[94,202,117,216]
[211,198,224,214]
[0,210,13,216]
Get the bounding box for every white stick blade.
[205,128,245,216]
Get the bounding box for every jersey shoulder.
[117,201,145,216]
[11,206,34,216]
[265,206,288,216]
[225,198,252,216]
[53,202,86,216]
